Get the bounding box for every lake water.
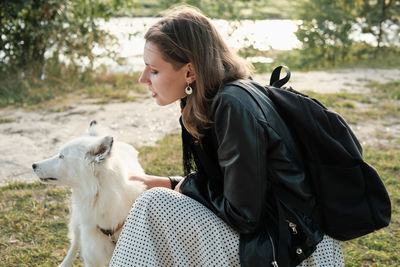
[64,17,392,73]
[93,17,302,73]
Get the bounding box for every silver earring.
[185,84,193,95]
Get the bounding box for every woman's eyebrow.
[145,62,158,68]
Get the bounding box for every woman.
[110,7,344,267]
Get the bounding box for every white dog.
[32,120,146,266]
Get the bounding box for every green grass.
[0,183,82,266]
[297,80,400,264]
[0,117,14,124]
[138,133,184,176]
[303,78,400,126]
[368,80,400,101]
[1,137,398,266]
[0,133,182,267]
[1,79,399,266]
[342,148,400,266]
[0,70,148,109]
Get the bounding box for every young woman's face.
[139,41,189,106]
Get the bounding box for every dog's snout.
[32,163,37,170]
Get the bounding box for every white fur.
[33,121,146,267]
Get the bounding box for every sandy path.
[254,68,400,93]
[0,98,182,185]
[1,68,399,185]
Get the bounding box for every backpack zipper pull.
[286,220,298,234]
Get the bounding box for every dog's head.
[32,121,115,187]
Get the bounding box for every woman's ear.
[186,63,196,83]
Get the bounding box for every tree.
[359,0,400,48]
[294,0,359,66]
[0,0,128,78]
[294,0,400,67]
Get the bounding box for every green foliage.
[293,0,400,68]
[0,0,296,108]
[274,44,400,71]
[0,0,127,77]
[359,0,400,48]
[121,0,294,19]
[294,0,358,66]
[0,0,144,108]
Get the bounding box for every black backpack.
[228,66,391,242]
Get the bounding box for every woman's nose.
[138,71,149,84]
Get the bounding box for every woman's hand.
[129,174,171,190]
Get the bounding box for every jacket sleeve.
[179,91,268,234]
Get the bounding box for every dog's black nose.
[32,163,37,170]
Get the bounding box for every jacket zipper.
[267,232,279,267]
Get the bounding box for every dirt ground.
[1,68,399,185]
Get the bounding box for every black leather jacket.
[179,81,322,267]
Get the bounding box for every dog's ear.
[87,136,114,163]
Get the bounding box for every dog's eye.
[59,154,64,159]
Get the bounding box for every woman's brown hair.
[144,6,252,139]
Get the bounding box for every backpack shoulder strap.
[226,79,309,188]
[226,80,273,125]
[270,65,291,88]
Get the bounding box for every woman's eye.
[150,70,158,74]
[59,154,64,159]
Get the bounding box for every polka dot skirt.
[109,187,344,267]
[298,235,344,267]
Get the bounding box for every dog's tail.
[88,120,105,136]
